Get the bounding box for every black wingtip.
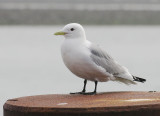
[133,75,146,83]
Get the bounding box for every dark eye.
[70,28,75,31]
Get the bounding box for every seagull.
[54,23,146,95]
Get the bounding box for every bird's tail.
[133,75,146,83]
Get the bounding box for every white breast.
[61,39,91,74]
[61,39,110,82]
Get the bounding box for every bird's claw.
[70,92,85,94]
[70,91,96,95]
[82,92,96,95]
[149,91,156,93]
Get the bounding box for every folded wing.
[89,44,136,85]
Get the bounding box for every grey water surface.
[0,25,160,115]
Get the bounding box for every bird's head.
[54,23,86,39]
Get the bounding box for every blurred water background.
[1,0,160,25]
[1,0,160,115]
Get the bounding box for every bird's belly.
[62,52,109,82]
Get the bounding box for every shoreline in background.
[1,0,160,25]
[1,9,160,25]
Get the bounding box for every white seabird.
[54,23,146,95]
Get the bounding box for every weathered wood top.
[3,91,160,116]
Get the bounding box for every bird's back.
[88,43,137,84]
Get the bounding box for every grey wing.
[89,44,126,76]
[88,44,136,85]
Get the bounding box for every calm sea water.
[0,25,160,114]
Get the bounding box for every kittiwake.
[54,23,146,95]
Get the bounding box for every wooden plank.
[3,91,160,116]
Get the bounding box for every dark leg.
[83,81,98,95]
[94,81,98,93]
[70,79,87,94]
[82,79,87,92]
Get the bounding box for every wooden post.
[3,91,160,116]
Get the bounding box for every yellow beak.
[54,31,67,35]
